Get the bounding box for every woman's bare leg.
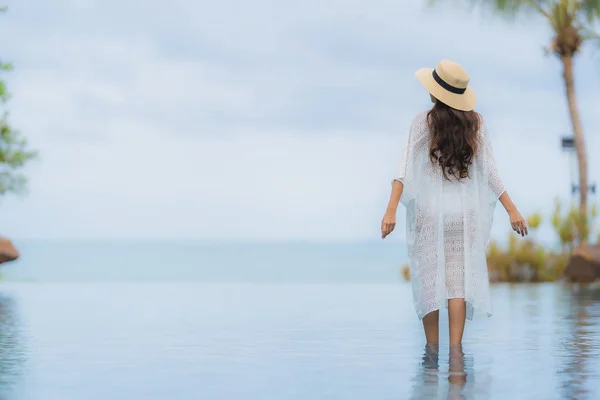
[448,298,466,345]
[422,310,439,345]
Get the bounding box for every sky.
[0,0,599,242]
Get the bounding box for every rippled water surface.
[0,282,598,399]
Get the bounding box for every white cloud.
[0,0,598,242]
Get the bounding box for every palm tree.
[430,0,599,221]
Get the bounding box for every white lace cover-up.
[393,112,505,320]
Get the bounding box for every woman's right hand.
[508,209,528,237]
[381,211,396,239]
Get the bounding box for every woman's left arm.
[381,180,404,239]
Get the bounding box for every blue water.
[3,240,408,283]
[0,241,598,399]
[0,282,597,399]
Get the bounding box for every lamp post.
[561,136,596,199]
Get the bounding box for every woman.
[381,60,528,346]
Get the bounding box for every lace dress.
[393,112,505,320]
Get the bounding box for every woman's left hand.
[381,211,396,239]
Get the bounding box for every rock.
[0,237,19,264]
[573,243,600,260]
[564,244,600,283]
[401,264,410,282]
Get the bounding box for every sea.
[2,240,408,283]
[0,240,597,399]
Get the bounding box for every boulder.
[563,244,600,283]
[0,237,19,264]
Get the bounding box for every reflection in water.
[558,286,600,400]
[448,345,467,396]
[0,283,593,398]
[0,293,26,398]
[410,345,440,400]
[409,344,476,400]
[409,344,440,399]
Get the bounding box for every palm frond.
[582,29,600,58]
[578,0,600,22]
[484,0,529,13]
[553,1,569,28]
[428,0,553,20]
[527,0,555,19]
[580,26,600,41]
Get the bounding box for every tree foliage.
[429,1,600,53]
[485,199,599,282]
[0,7,37,196]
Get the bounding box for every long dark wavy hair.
[427,99,480,181]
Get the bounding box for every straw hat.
[415,60,476,112]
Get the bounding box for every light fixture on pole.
[560,136,596,198]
